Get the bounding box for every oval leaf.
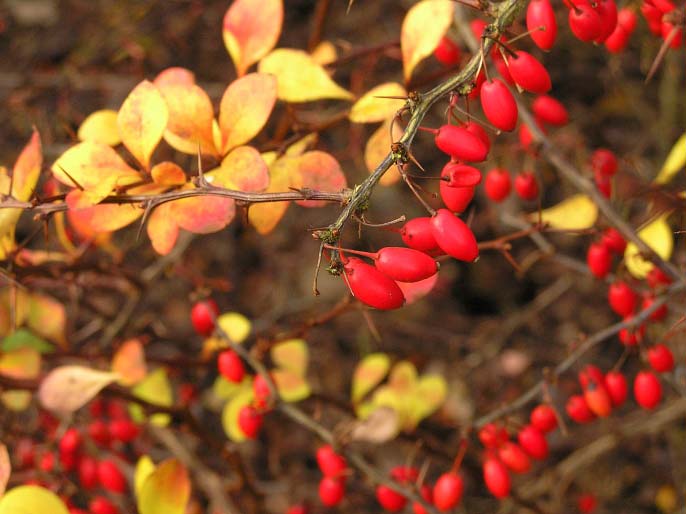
[221,386,254,442]
[28,293,67,349]
[208,146,269,192]
[271,339,308,376]
[78,110,121,147]
[0,485,69,514]
[38,365,117,414]
[401,0,454,81]
[151,162,186,186]
[138,459,190,514]
[134,455,156,498]
[413,374,447,421]
[248,155,302,234]
[294,151,347,208]
[112,338,147,386]
[350,406,399,443]
[388,361,417,393]
[147,203,179,256]
[364,119,404,185]
[272,368,311,402]
[0,348,41,379]
[654,133,686,184]
[349,82,407,123]
[130,368,173,427]
[170,187,236,234]
[624,215,674,278]
[351,353,390,404]
[217,312,252,343]
[534,194,598,230]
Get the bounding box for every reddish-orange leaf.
[112,338,147,386]
[171,187,236,234]
[153,67,196,88]
[147,203,179,256]
[117,80,169,170]
[248,155,301,234]
[219,73,277,154]
[151,162,186,186]
[208,146,268,192]
[66,191,143,233]
[223,0,283,76]
[295,151,347,208]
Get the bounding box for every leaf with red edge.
[153,67,196,88]
[171,187,236,234]
[112,338,147,386]
[117,80,169,170]
[248,155,302,234]
[208,146,269,191]
[147,203,179,256]
[151,162,186,186]
[294,151,347,208]
[27,293,67,349]
[272,369,311,402]
[223,0,283,76]
[401,0,454,81]
[219,73,277,155]
[66,190,143,233]
[0,348,40,379]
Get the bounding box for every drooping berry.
[568,3,603,42]
[190,299,219,336]
[483,457,511,498]
[647,344,674,372]
[604,371,628,407]
[583,381,613,417]
[88,419,111,446]
[89,497,119,514]
[343,257,405,310]
[59,428,82,455]
[634,371,662,409]
[600,227,626,254]
[618,317,645,346]
[440,162,479,213]
[108,419,140,443]
[532,95,568,126]
[237,405,263,438]
[433,472,464,511]
[78,455,99,489]
[485,168,512,202]
[434,36,462,66]
[316,445,347,478]
[527,0,558,50]
[498,442,532,473]
[608,281,637,317]
[514,171,539,201]
[430,209,479,262]
[376,484,407,512]
[478,423,509,448]
[434,124,489,162]
[530,404,558,432]
[507,51,552,94]
[594,0,618,42]
[566,394,595,423]
[319,477,345,507]
[401,217,441,254]
[97,459,127,493]
[480,79,518,132]
[218,350,245,383]
[412,484,433,514]
[464,120,491,153]
[253,374,272,409]
[371,247,439,283]
[579,364,605,389]
[590,148,618,176]
[646,267,672,289]
[587,242,612,279]
[517,425,549,459]
[642,294,668,322]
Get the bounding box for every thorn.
[407,150,425,172]
[645,27,677,83]
[57,165,85,191]
[312,243,324,296]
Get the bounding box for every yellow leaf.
[401,0,454,82]
[170,186,236,234]
[130,368,173,426]
[349,83,407,123]
[294,151,347,208]
[1,391,32,411]
[27,293,67,349]
[223,0,283,77]
[212,375,251,401]
[364,119,404,185]
[0,485,69,514]
[258,49,353,103]
[534,194,598,230]
[654,133,686,184]
[388,361,418,394]
[352,353,390,404]
[138,459,190,514]
[209,146,269,192]
[412,374,447,421]
[311,41,338,65]
[0,348,41,379]
[624,215,673,278]
[118,80,169,169]
[221,386,254,442]
[248,155,302,234]
[134,455,156,498]
[38,365,117,414]
[78,110,121,146]
[151,162,186,186]
[272,369,311,402]
[219,74,277,154]
[216,312,252,343]
[271,339,308,376]
[285,133,318,157]
[112,338,147,386]
[147,203,179,256]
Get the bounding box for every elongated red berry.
[108,419,140,443]
[527,0,558,50]
[647,344,674,372]
[238,405,263,438]
[478,423,509,448]
[434,124,489,162]
[634,371,662,409]
[483,457,511,498]
[605,24,630,52]
[253,374,272,409]
[434,36,461,66]
[440,163,478,213]
[618,316,645,346]
[568,3,603,42]
[88,419,110,446]
[532,95,568,126]
[376,484,407,512]
[608,281,637,317]
[566,394,595,423]
[413,484,433,514]
[583,381,613,417]
[433,472,464,511]
[430,209,479,262]
[578,492,598,513]
[190,299,219,336]
[401,217,441,253]
[579,364,605,389]
[485,168,511,202]
[617,8,637,32]
[374,247,439,283]
[316,445,347,478]
[647,267,672,289]
[587,242,612,279]
[59,428,81,455]
[464,120,491,153]
[78,455,99,489]
[507,51,552,94]
[218,350,245,383]
[498,442,531,473]
[518,425,548,459]
[343,257,405,310]
[591,148,618,176]
[514,171,539,201]
[97,460,127,493]
[442,162,482,188]
[89,497,119,514]
[594,0,618,42]
[642,294,668,322]
[530,404,558,432]
[601,227,626,254]
[319,477,345,507]
[480,79,518,131]
[604,371,628,407]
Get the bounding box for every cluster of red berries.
[484,168,540,202]
[641,0,685,48]
[586,227,626,279]
[589,148,619,198]
[316,445,347,507]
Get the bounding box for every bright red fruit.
[634,371,662,409]
[343,257,405,310]
[413,484,433,514]
[517,425,549,459]
[434,36,461,66]
[440,183,475,214]
[604,371,628,407]
[218,350,245,383]
[478,423,509,448]
[514,171,539,201]
[480,79,518,132]
[433,472,464,511]
[530,404,558,432]
[319,477,345,507]
[601,227,626,254]
[38,451,55,472]
[568,3,603,42]
[583,381,612,417]
[586,242,612,279]
[286,504,308,514]
[190,299,219,336]
[108,419,140,443]
[238,405,263,438]
[498,442,531,473]
[577,492,598,513]
[88,419,110,446]
[566,394,595,423]
[253,374,272,408]
[618,317,645,346]
[316,445,347,478]
[78,455,99,489]
[483,457,511,498]
[578,364,604,389]
[434,124,489,162]
[604,24,630,52]
[590,148,618,176]
[507,51,552,94]
[608,281,637,317]
[485,168,512,202]
[401,217,440,253]
[69,509,89,514]
[15,438,35,469]
[390,465,419,482]
[97,460,127,493]
[89,496,119,514]
[464,120,491,153]
[594,0,618,42]
[374,247,439,283]
[646,267,672,289]
[59,428,81,454]
[527,0,558,50]
[532,95,568,126]
[642,294,668,322]
[440,163,478,213]
[617,8,637,32]
[376,484,407,512]
[647,344,674,372]
[430,209,479,262]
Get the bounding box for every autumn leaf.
[170,187,236,234]
[653,133,686,184]
[294,151,347,208]
[0,485,69,514]
[533,194,598,230]
[364,119,404,185]
[27,293,67,349]
[118,80,169,170]
[311,41,338,65]
[147,203,179,256]
[216,312,252,343]
[221,385,253,442]
[153,67,196,88]
[207,146,269,192]
[39,366,118,414]
[351,353,390,404]
[151,162,186,186]
[130,368,173,427]
[272,369,311,402]
[624,215,673,278]
[0,347,41,380]
[349,82,407,123]
[258,49,353,103]
[219,73,277,154]
[223,0,283,76]
[138,459,190,514]
[401,0,455,82]
[78,110,121,146]
[112,338,147,386]
[271,339,308,376]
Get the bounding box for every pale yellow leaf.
[217,312,252,343]
[401,0,454,81]
[134,455,156,498]
[0,485,69,514]
[78,110,121,146]
[364,119,404,185]
[624,215,674,278]
[311,41,338,65]
[38,365,118,414]
[221,386,254,442]
[534,194,598,230]
[138,459,190,514]
[654,133,686,184]
[349,83,407,124]
[130,368,173,426]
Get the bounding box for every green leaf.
[271,339,308,376]
[0,485,69,514]
[212,374,252,401]
[351,353,390,403]
[130,368,173,426]
[1,329,53,354]
[138,459,190,514]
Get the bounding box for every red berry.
[401,217,440,253]
[493,51,516,85]
[483,457,511,498]
[390,465,419,483]
[60,448,78,471]
[531,404,558,433]
[97,459,127,493]
[89,496,119,514]
[253,374,272,409]
[590,148,618,176]
[440,182,475,214]
[527,0,558,50]
[106,401,128,420]
[238,405,263,438]
[586,242,612,279]
[485,168,512,202]
[617,8,637,32]
[647,344,674,372]
[568,3,603,42]
[78,455,99,489]
[376,484,407,512]
[316,445,347,478]
[69,509,89,514]
[594,0,618,42]
[430,209,479,262]
[577,492,597,513]
[478,423,509,448]
[343,257,405,310]
[434,124,489,162]
[604,371,628,407]
[618,317,645,346]
[507,51,552,94]
[642,294,668,322]
[498,442,532,473]
[634,371,662,409]
[434,36,461,66]
[646,267,672,289]
[38,451,55,472]
[464,120,491,153]
[286,505,308,514]
[441,162,483,188]
[108,419,140,443]
[319,477,345,507]
[608,281,637,317]
[578,364,605,389]
[532,95,568,126]
[15,438,35,469]
[179,383,197,404]
[566,394,595,423]
[594,171,612,198]
[517,425,549,460]
[480,79,518,132]
[433,472,464,511]
[412,484,433,514]
[374,247,439,283]
[59,428,81,455]
[583,381,613,417]
[218,350,245,383]
[190,299,219,336]
[604,24,630,52]
[600,228,626,254]
[514,171,539,201]
[88,419,110,447]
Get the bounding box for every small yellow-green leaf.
[1,390,32,411]
[272,368,311,402]
[130,368,173,426]
[138,459,190,514]
[0,485,69,514]
[388,361,417,394]
[0,348,41,379]
[349,83,407,123]
[654,133,686,184]
[401,0,454,81]
[271,339,308,376]
[351,353,390,404]
[217,312,252,343]
[78,110,121,146]
[221,386,254,442]
[624,215,674,278]
[413,374,447,421]
[38,365,118,414]
[212,375,251,401]
[134,455,156,498]
[534,194,598,230]
[364,119,404,185]
[258,49,353,103]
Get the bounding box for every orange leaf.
[171,186,236,234]
[151,162,186,186]
[117,80,169,170]
[401,0,454,82]
[349,82,407,123]
[364,120,404,185]
[66,192,143,233]
[294,151,347,208]
[112,338,147,386]
[219,73,277,154]
[147,203,179,256]
[223,0,283,76]
[248,155,301,234]
[311,41,338,65]
[78,110,121,147]
[154,67,196,88]
[208,146,268,192]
